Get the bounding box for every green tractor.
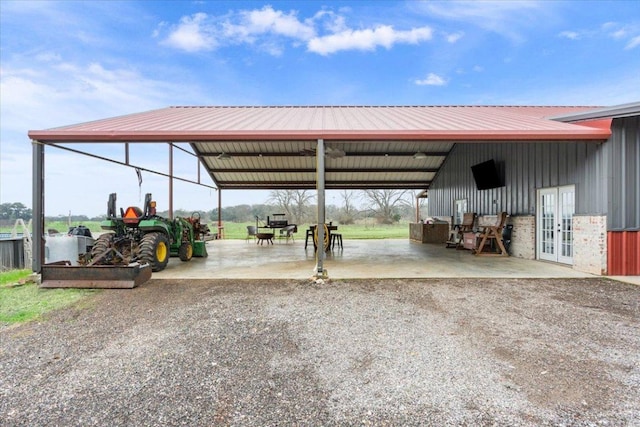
[91,193,209,272]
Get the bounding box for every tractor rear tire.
[91,233,115,265]
[178,242,193,262]
[139,232,170,272]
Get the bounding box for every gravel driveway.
[1,277,639,426]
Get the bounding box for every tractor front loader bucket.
[41,263,152,289]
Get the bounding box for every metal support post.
[314,139,328,278]
[32,141,44,273]
[168,143,174,219]
[218,189,223,239]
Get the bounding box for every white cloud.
[239,6,315,40]
[220,5,315,53]
[159,6,432,56]
[313,10,348,33]
[604,23,640,49]
[558,30,580,40]
[626,35,640,50]
[0,62,194,132]
[473,65,484,72]
[0,58,218,215]
[34,52,63,62]
[163,13,217,52]
[559,22,640,50]
[415,73,448,86]
[308,25,432,55]
[161,6,315,54]
[446,32,464,43]
[422,0,550,43]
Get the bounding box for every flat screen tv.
[471,159,503,190]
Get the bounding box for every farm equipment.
[41,193,210,289]
[91,193,208,272]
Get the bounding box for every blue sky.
[1,0,639,216]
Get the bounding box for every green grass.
[220,221,410,239]
[0,269,32,286]
[3,219,412,239]
[44,221,104,234]
[0,270,96,324]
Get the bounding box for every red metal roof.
[29,105,611,142]
[28,105,611,190]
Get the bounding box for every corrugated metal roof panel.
[31,106,610,142]
[29,105,612,190]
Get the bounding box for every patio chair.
[473,212,509,256]
[279,224,297,243]
[246,225,257,242]
[445,212,476,249]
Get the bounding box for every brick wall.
[507,215,536,260]
[471,214,535,259]
[573,215,607,275]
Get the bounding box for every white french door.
[537,185,575,264]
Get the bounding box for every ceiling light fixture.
[300,146,346,158]
[413,152,427,159]
[325,146,346,159]
[217,152,231,160]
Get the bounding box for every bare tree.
[268,190,315,224]
[337,190,360,224]
[362,189,412,224]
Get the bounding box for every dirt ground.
[1,277,638,426]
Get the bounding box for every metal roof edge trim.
[28,129,610,142]
[549,101,640,122]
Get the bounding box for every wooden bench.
[473,212,509,256]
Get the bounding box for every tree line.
[0,202,33,221]
[1,189,428,226]
[211,189,425,225]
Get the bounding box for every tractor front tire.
[91,233,115,265]
[139,232,170,272]
[178,242,193,262]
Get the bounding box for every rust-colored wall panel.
[608,231,640,275]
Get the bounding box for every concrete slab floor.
[154,238,596,280]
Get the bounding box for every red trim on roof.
[572,118,613,131]
[28,129,611,142]
[27,105,611,143]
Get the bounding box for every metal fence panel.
[0,238,26,271]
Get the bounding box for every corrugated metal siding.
[0,238,26,271]
[605,116,640,277]
[429,141,608,216]
[608,116,640,230]
[608,231,640,275]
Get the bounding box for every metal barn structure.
[428,102,639,275]
[554,104,640,275]
[27,103,638,276]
